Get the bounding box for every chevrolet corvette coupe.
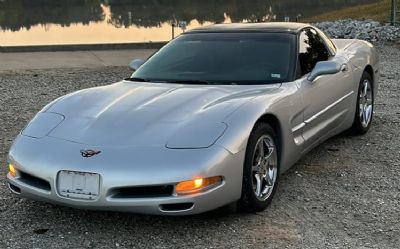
[7,23,379,215]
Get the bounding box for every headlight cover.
[21,112,64,138]
[166,122,227,149]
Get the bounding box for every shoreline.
[0,49,156,71]
[2,19,399,53]
[1,19,398,70]
[0,41,167,53]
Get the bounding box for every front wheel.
[238,123,279,213]
[350,71,374,135]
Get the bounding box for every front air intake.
[8,183,21,194]
[160,203,194,212]
[19,172,51,191]
[110,185,174,198]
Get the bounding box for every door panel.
[300,56,354,147]
[296,28,355,149]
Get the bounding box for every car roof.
[185,22,311,34]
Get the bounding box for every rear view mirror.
[307,61,341,82]
[129,59,145,71]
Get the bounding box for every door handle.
[341,64,348,72]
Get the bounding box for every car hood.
[45,81,281,148]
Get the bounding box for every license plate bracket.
[57,171,100,200]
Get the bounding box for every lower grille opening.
[111,185,174,198]
[19,172,51,191]
[8,183,21,194]
[160,203,194,212]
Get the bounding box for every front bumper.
[7,135,244,215]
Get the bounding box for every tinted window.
[132,33,296,85]
[298,28,330,76]
[315,27,336,54]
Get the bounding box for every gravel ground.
[314,19,400,42]
[0,44,399,249]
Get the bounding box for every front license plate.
[57,171,100,200]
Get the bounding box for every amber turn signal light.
[176,176,223,195]
[8,163,17,178]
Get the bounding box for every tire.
[238,122,279,213]
[350,71,374,135]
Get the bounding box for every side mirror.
[129,59,145,71]
[307,61,342,82]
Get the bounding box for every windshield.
[132,32,296,85]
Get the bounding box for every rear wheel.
[350,72,374,135]
[238,123,279,213]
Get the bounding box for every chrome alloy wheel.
[251,135,278,201]
[359,79,373,128]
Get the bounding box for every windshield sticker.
[271,73,281,79]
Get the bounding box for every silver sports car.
[7,23,379,215]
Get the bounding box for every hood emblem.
[80,149,101,158]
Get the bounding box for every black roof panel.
[185,22,310,34]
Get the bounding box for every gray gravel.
[314,19,400,42]
[1,44,399,249]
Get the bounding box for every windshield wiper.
[125,77,150,82]
[167,79,216,85]
[126,78,221,85]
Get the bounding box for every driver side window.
[298,28,330,76]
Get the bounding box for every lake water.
[0,0,375,46]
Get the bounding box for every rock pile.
[313,19,400,42]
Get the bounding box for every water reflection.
[106,0,278,29]
[0,0,375,46]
